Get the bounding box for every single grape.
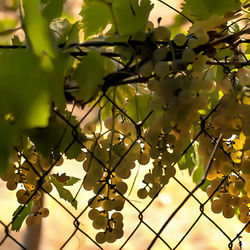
[42,182,53,193]
[174,33,187,46]
[182,49,196,63]
[26,215,41,227]
[211,199,223,214]
[83,122,96,134]
[154,61,169,78]
[6,179,17,191]
[137,188,148,199]
[95,232,106,244]
[222,206,235,219]
[152,26,171,41]
[139,60,153,78]
[38,208,49,218]
[54,156,64,166]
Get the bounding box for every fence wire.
[0,83,249,250]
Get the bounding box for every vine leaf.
[178,144,196,171]
[73,51,106,102]
[113,0,153,36]
[181,0,241,20]
[80,0,112,38]
[51,175,78,209]
[53,173,80,186]
[22,0,57,58]
[11,201,32,231]
[42,0,65,22]
[28,111,85,159]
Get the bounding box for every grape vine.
[0,0,249,247]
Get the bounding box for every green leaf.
[73,51,106,102]
[127,93,152,123]
[80,1,112,38]
[42,0,65,22]
[0,50,51,127]
[50,18,72,44]
[112,0,153,36]
[52,173,80,186]
[181,0,241,20]
[51,175,78,209]
[28,111,85,159]
[11,201,32,231]
[178,145,195,170]
[23,0,57,57]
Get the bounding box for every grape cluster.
[0,147,65,227]
[79,116,152,243]
[135,21,250,232]
[198,69,250,230]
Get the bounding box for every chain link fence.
[0,84,249,250]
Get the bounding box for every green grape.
[152,26,171,41]
[222,206,235,219]
[220,193,233,206]
[106,230,116,243]
[154,61,169,78]
[88,208,99,220]
[103,199,114,211]
[218,78,232,94]
[115,182,128,195]
[88,196,101,209]
[144,173,154,184]
[95,231,106,244]
[138,152,150,165]
[245,224,250,233]
[114,228,124,239]
[173,33,187,46]
[137,188,148,199]
[148,183,161,198]
[139,60,153,78]
[26,215,41,227]
[188,38,199,49]
[182,49,196,63]
[153,48,168,63]
[239,204,249,215]
[6,179,17,191]
[160,175,170,185]
[239,213,249,223]
[16,189,30,204]
[42,182,53,193]
[113,196,125,211]
[232,196,241,208]
[240,195,250,205]
[149,147,160,159]
[93,215,108,229]
[54,156,64,166]
[197,32,209,45]
[164,165,176,178]
[83,122,96,134]
[211,199,223,213]
[115,164,131,179]
[147,79,159,92]
[75,151,86,162]
[104,117,113,130]
[111,212,123,221]
[38,208,49,218]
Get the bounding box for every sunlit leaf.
[11,201,32,231]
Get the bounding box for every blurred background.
[0,0,249,249]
